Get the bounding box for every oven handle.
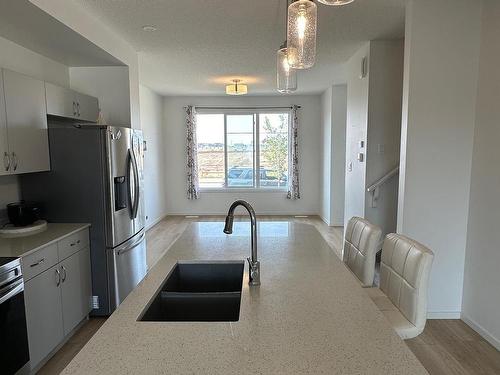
[0,279,24,305]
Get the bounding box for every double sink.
[139,261,244,322]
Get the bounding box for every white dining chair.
[343,217,382,287]
[367,233,434,339]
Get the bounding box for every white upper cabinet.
[2,69,50,174]
[0,71,10,176]
[46,82,98,122]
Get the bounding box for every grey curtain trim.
[287,105,300,200]
[186,105,200,200]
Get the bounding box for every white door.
[75,92,98,122]
[45,82,77,119]
[2,69,50,174]
[24,265,64,370]
[60,247,92,335]
[0,70,10,176]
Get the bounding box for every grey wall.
[462,0,500,350]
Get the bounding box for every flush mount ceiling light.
[142,25,157,32]
[287,0,317,69]
[317,0,355,5]
[225,79,248,95]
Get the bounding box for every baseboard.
[319,215,330,226]
[146,213,168,231]
[427,311,461,319]
[461,314,500,351]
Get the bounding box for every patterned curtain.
[287,105,300,200]
[186,105,199,200]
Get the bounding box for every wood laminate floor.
[39,215,500,374]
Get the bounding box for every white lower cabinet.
[23,229,92,371]
[61,247,92,335]
[24,264,64,369]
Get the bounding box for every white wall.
[70,67,131,126]
[320,85,346,226]
[139,84,168,229]
[397,0,481,318]
[344,43,370,224]
[462,0,500,351]
[320,88,333,224]
[364,40,404,238]
[330,85,347,226]
[29,0,141,129]
[163,95,322,215]
[0,35,70,211]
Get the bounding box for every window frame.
[196,108,291,192]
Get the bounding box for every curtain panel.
[186,105,199,200]
[287,105,300,200]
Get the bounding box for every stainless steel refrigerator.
[21,121,147,315]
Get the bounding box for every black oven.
[0,257,30,374]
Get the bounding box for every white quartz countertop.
[63,221,427,374]
[0,223,90,258]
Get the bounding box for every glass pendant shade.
[287,0,317,69]
[277,47,297,93]
[317,0,354,5]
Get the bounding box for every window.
[196,110,290,190]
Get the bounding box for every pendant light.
[277,0,297,93]
[287,0,317,69]
[317,0,354,5]
[225,79,248,95]
[277,42,297,93]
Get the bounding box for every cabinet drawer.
[22,244,58,281]
[58,229,89,261]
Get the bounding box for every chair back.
[343,217,382,287]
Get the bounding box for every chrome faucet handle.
[247,257,261,286]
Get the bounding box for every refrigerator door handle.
[116,231,146,255]
[127,149,139,219]
[131,148,140,219]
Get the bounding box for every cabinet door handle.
[61,265,67,282]
[30,258,45,267]
[73,101,77,116]
[77,102,80,117]
[11,152,17,171]
[3,152,10,171]
[55,268,61,286]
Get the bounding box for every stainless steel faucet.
[223,200,260,286]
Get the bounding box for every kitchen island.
[62,221,427,374]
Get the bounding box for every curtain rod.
[183,106,301,110]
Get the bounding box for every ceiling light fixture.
[226,79,248,95]
[287,0,317,69]
[317,0,354,5]
[142,25,157,32]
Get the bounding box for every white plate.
[0,220,48,238]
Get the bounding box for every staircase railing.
[366,166,399,208]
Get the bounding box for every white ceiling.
[75,0,406,96]
[0,0,123,67]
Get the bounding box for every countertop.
[62,221,427,374]
[0,223,91,258]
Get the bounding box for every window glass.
[259,113,289,188]
[196,114,225,188]
[227,114,254,187]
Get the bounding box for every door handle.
[11,152,17,171]
[131,150,140,219]
[73,101,77,116]
[30,258,45,267]
[55,268,61,286]
[77,102,80,117]
[61,265,67,282]
[3,152,10,171]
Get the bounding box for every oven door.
[0,278,30,374]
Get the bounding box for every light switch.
[359,140,364,148]
[357,153,364,162]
